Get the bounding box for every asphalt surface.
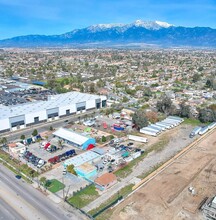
[0,164,86,220]
[0,109,99,142]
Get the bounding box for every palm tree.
[58,140,64,149]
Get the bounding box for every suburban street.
[0,164,87,220]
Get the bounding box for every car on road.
[15,175,22,179]
[63,168,67,175]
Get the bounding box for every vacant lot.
[68,184,99,209]
[110,129,216,220]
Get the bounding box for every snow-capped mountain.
[0,20,215,47]
[87,20,173,32]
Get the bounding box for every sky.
[0,0,216,39]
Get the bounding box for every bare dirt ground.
[110,129,216,220]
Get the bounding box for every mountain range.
[0,20,216,48]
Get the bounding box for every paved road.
[0,164,86,220]
[0,109,99,142]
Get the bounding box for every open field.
[110,129,216,220]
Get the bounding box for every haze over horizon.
[0,0,216,40]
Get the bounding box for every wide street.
[0,164,87,220]
[0,109,99,142]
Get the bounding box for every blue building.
[75,162,97,179]
[53,127,96,150]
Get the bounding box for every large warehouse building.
[0,91,107,133]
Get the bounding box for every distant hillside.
[0,20,216,47]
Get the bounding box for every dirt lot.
[110,129,216,220]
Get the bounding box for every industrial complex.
[0,91,107,133]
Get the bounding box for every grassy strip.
[183,118,202,126]
[0,150,39,178]
[1,161,32,183]
[114,135,169,179]
[148,135,169,153]
[88,184,134,220]
[67,184,99,209]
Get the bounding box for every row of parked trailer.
[140,116,184,137]
[189,122,216,138]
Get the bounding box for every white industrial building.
[0,92,107,133]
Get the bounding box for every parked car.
[63,168,67,175]
[37,159,45,168]
[15,175,22,179]
[107,166,114,173]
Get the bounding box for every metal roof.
[0,92,106,120]
[64,150,100,167]
[53,127,90,146]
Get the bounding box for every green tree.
[40,177,47,186]
[132,110,148,129]
[32,129,38,136]
[58,140,64,149]
[67,165,76,175]
[156,95,174,115]
[198,108,215,123]
[101,136,107,142]
[179,103,191,118]
[20,134,26,140]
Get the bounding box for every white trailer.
[166,118,182,124]
[140,128,158,137]
[208,122,216,130]
[148,125,163,132]
[165,118,181,124]
[199,126,209,135]
[156,122,171,129]
[163,119,179,126]
[167,116,184,122]
[151,124,166,131]
[155,123,168,130]
[150,124,165,131]
[127,135,148,143]
[157,122,173,129]
[160,121,176,127]
[141,127,161,134]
